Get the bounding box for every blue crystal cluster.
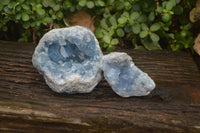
[32,26,155,97]
[102,52,155,97]
[32,26,103,93]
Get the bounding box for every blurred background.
[0,0,200,53]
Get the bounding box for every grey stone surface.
[102,52,155,97]
[32,26,103,93]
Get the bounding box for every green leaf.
[87,1,94,8]
[141,23,148,31]
[22,4,30,10]
[97,0,105,6]
[79,0,86,7]
[109,16,117,26]
[0,3,3,11]
[117,17,127,24]
[121,11,129,17]
[150,23,161,32]
[169,0,176,6]
[18,0,25,3]
[130,12,140,21]
[36,8,45,15]
[106,45,114,51]
[113,1,124,10]
[8,2,16,9]
[36,4,43,9]
[103,12,110,18]
[95,28,103,38]
[15,13,21,20]
[180,30,187,37]
[141,37,162,50]
[36,21,41,27]
[162,1,167,8]
[49,9,54,15]
[168,33,175,39]
[133,3,140,11]
[182,23,192,30]
[108,0,114,5]
[102,42,108,48]
[157,6,163,13]
[4,7,12,14]
[138,14,147,23]
[162,13,171,22]
[175,0,181,4]
[57,11,63,18]
[42,0,49,7]
[109,27,115,36]
[139,30,148,38]
[43,17,52,24]
[150,33,160,42]
[124,1,131,10]
[163,26,169,31]
[16,6,21,12]
[1,0,10,5]
[100,18,108,28]
[141,1,148,9]
[132,24,140,34]
[148,12,155,22]
[124,26,131,33]
[170,44,180,51]
[117,28,125,37]
[64,1,72,8]
[53,5,60,11]
[52,14,56,20]
[166,1,174,10]
[47,0,56,8]
[103,36,111,43]
[22,12,29,21]
[111,38,119,45]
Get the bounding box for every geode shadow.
[32,26,103,93]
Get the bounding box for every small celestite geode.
[102,52,155,97]
[32,26,103,93]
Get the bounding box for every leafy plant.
[93,0,195,51]
[0,0,65,42]
[0,0,197,51]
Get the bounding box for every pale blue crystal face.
[32,26,103,93]
[102,52,155,97]
[47,40,90,64]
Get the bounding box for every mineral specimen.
[102,52,155,97]
[32,26,103,93]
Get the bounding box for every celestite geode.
[102,52,155,97]
[32,26,103,93]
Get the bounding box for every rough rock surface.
[102,52,155,97]
[32,26,103,93]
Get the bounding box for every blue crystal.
[102,52,155,97]
[32,26,103,93]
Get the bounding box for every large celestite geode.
[32,26,103,93]
[102,52,155,97]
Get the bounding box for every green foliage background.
[0,0,196,51]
